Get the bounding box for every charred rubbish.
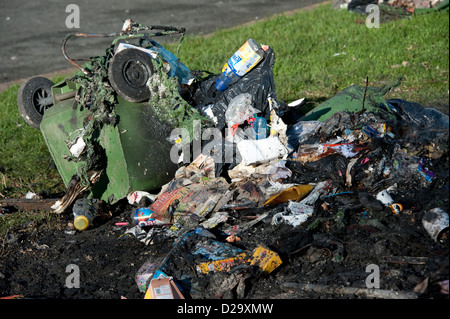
[1,20,448,300]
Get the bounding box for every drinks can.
[422,208,449,242]
[131,207,160,226]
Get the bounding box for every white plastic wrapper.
[272,180,336,227]
[127,191,157,205]
[69,137,86,158]
[237,136,287,165]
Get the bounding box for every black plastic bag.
[386,99,449,135]
[191,47,285,131]
[285,154,350,185]
[347,0,378,14]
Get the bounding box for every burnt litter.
[1,100,448,300]
[0,25,449,300]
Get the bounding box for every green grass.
[0,3,448,202]
[171,4,449,110]
[0,78,67,198]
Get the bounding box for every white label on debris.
[154,284,173,299]
[115,42,158,59]
[69,137,86,158]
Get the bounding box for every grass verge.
[170,4,448,111]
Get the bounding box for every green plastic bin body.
[40,80,179,204]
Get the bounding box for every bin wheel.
[108,48,154,103]
[17,77,54,129]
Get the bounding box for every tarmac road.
[0,0,322,88]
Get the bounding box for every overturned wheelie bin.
[17,20,197,213]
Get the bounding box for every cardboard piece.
[144,277,184,299]
[149,178,229,226]
[264,184,314,206]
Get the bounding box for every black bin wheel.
[108,48,154,103]
[17,77,54,129]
